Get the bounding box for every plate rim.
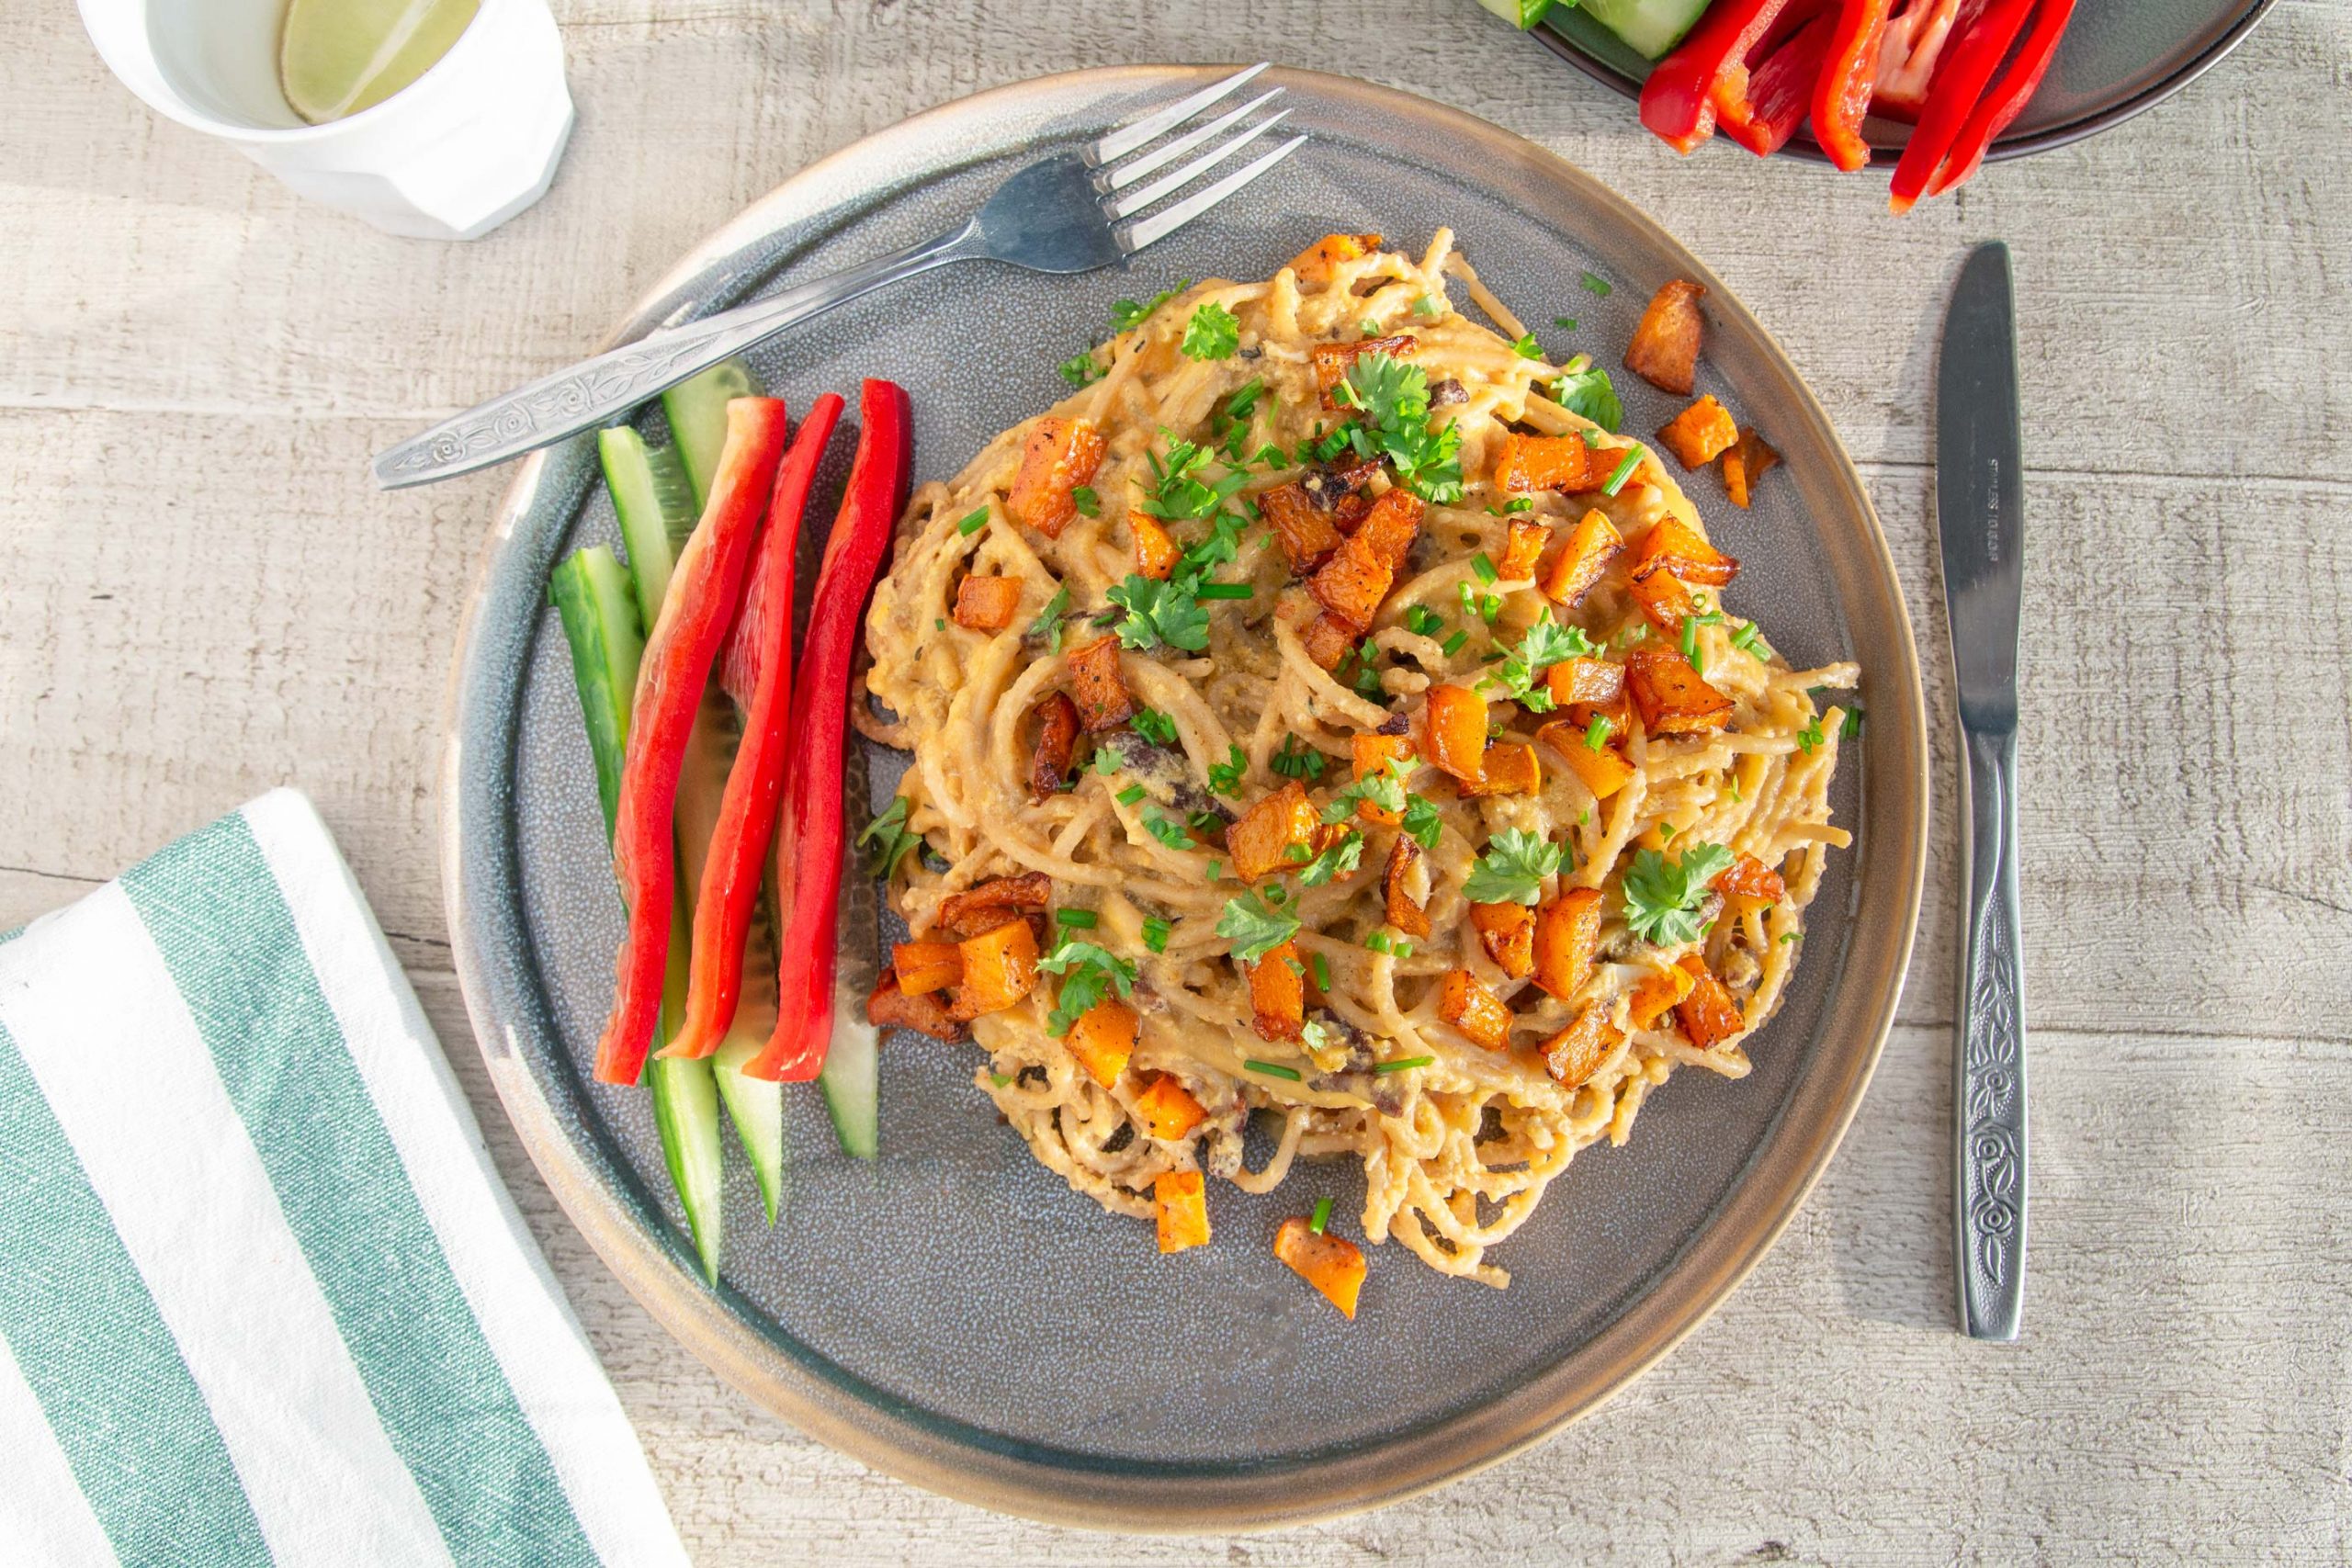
[438,63,1931,1531]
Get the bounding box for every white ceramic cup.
[78,0,575,241]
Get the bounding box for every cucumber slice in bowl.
[1577,0,1712,60]
[662,359,761,510]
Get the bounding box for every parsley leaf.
[1296,830,1363,887]
[1463,828,1566,905]
[1182,302,1241,360]
[1039,940,1138,1035]
[1551,364,1623,432]
[1580,270,1612,298]
[856,795,922,877]
[1069,484,1100,518]
[1131,707,1179,746]
[1111,281,1192,333]
[1510,333,1543,359]
[1413,293,1443,319]
[1401,793,1444,850]
[1090,745,1125,776]
[1217,888,1302,963]
[1207,742,1249,796]
[1321,755,1410,824]
[1029,584,1072,652]
[1105,575,1211,652]
[1491,617,1598,712]
[1139,434,1250,524]
[1621,843,1735,947]
[1058,349,1103,388]
[1333,354,1464,503]
[1141,916,1172,953]
[1141,808,1195,851]
[1270,736,1328,781]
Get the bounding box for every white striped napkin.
[0,790,690,1568]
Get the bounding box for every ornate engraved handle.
[373,221,983,490]
[1955,721,2027,1340]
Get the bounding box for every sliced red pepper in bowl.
[1639,0,1798,155]
[1808,0,1894,171]
[1713,1,1838,156]
[1871,0,1975,121]
[663,391,846,1062]
[1885,0,2034,212]
[1926,0,2080,197]
[748,378,914,1083]
[594,395,789,1087]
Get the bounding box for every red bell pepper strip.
[1639,0,1796,155]
[1809,0,1894,171]
[1886,0,2034,212]
[1714,3,1838,156]
[747,378,913,1083]
[1871,0,1974,122]
[593,395,788,1087]
[663,391,846,1062]
[1925,0,2079,197]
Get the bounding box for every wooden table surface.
[6,1,2348,1560]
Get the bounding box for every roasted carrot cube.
[1540,509,1623,607]
[1313,335,1418,409]
[1227,781,1318,881]
[1629,516,1738,588]
[1713,852,1788,907]
[1248,940,1306,1042]
[1351,733,1414,825]
[1439,968,1513,1051]
[1028,692,1080,799]
[1657,395,1739,470]
[867,971,964,1042]
[1462,742,1540,797]
[1624,278,1705,396]
[1493,432,1612,494]
[1007,417,1105,539]
[1625,646,1734,735]
[1675,953,1746,1048]
[934,874,1051,940]
[1540,720,1638,800]
[1542,1002,1623,1089]
[1289,231,1382,286]
[892,941,965,996]
[1353,489,1423,572]
[1722,426,1781,509]
[1544,656,1624,708]
[1274,1216,1367,1318]
[1498,518,1551,581]
[1301,612,1356,671]
[1532,887,1606,1001]
[1066,636,1137,732]
[1155,1169,1211,1252]
[1627,963,1698,1030]
[1384,835,1433,939]
[1261,482,1341,574]
[950,919,1041,1020]
[1625,567,1699,636]
[952,574,1023,631]
[1129,513,1181,581]
[1306,526,1399,635]
[1470,901,1536,978]
[1063,998,1138,1087]
[1133,1071,1208,1140]
[1422,684,1488,784]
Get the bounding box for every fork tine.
[1102,89,1283,191]
[1105,108,1292,220]
[1086,63,1271,167]
[1117,133,1309,255]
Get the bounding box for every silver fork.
[373,65,1305,489]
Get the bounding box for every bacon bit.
[1261,482,1341,574]
[1498,518,1551,581]
[1006,417,1105,539]
[1274,1217,1367,1317]
[1624,646,1735,735]
[1540,509,1624,607]
[1628,516,1739,588]
[1493,432,1615,494]
[1133,1072,1208,1140]
[1439,968,1513,1051]
[1674,953,1746,1048]
[1065,636,1137,732]
[1542,1002,1622,1089]
[1384,834,1433,939]
[1313,334,1419,409]
[1624,279,1706,396]
[1288,231,1383,286]
[1462,742,1540,798]
[1532,887,1606,1000]
[951,574,1023,631]
[1027,693,1080,800]
[1155,1169,1211,1252]
[1248,939,1306,1042]
[891,941,964,996]
[935,874,1052,941]
[1470,901,1536,979]
[866,971,965,1041]
[1227,781,1319,882]
[1129,513,1181,581]
[1656,395,1740,470]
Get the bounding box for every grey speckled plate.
[442,67,1928,1530]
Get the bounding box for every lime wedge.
[279,0,481,125]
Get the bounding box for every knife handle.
[1955,722,2028,1340]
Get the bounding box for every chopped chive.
[1780,931,1802,945]
[1580,271,1611,297]
[934,617,946,631]
[1310,953,1330,991]
[989,1072,1013,1088]
[1404,604,1444,637]
[1056,908,1098,929]
[1309,1196,1333,1234]
[1478,594,1503,624]
[956,507,989,536]
[1471,552,1499,585]
[1069,485,1100,517]
[1244,1059,1304,1081]
[1441,630,1469,656]
[1141,916,1172,953]
[1554,315,1578,332]
[1843,705,1865,738]
[1585,715,1612,750]
[1116,784,1146,806]
[1205,859,1223,881]
[1600,447,1642,496]
[1360,317,1380,335]
[1577,808,1591,825]
[1503,497,1534,513]
[1373,1055,1435,1075]
[1197,581,1254,601]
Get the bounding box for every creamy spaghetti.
[855,231,1855,1287]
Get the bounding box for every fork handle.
[374,219,984,489]
[1955,719,2027,1341]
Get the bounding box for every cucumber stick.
[1577,0,1711,59]
[548,547,726,1282]
[601,407,788,1214]
[662,359,760,511]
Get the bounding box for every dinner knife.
[1936,241,2029,1341]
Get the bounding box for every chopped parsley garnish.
[1139,434,1250,524]
[1580,270,1612,297]
[1058,349,1103,388]
[1030,584,1072,651]
[1600,446,1643,496]
[1413,293,1443,318]
[1196,581,1253,601]
[1330,354,1465,503]
[1471,551,1499,585]
[1363,930,1414,958]
[1510,333,1543,359]
[1553,315,1578,332]
[1551,364,1622,431]
[1728,620,1771,660]
[1796,718,1826,754]
[1309,1195,1333,1233]
[1441,629,1469,657]
[1207,743,1249,796]
[1115,784,1147,807]
[1843,705,1864,738]
[1111,281,1192,332]
[1090,746,1125,776]
[1105,574,1211,652]
[1321,756,1410,824]
[1404,604,1445,638]
[1585,714,1614,750]
[1182,302,1241,360]
[1310,952,1330,991]
[1142,808,1195,850]
[956,507,989,536]
[1490,616,1597,711]
[1400,792,1444,850]
[989,1071,1013,1088]
[856,795,922,877]
[1373,1055,1434,1075]
[1271,736,1328,781]
[1295,830,1363,887]
[1621,843,1735,947]
[1056,907,1098,929]
[1131,707,1178,746]
[1463,828,1566,905]
[1244,1059,1303,1082]
[1218,887,1301,962]
[1141,916,1172,953]
[1069,484,1100,517]
[1360,317,1381,335]
[1781,931,1803,945]
[1038,940,1138,1035]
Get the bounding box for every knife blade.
[1936,240,2029,1341]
